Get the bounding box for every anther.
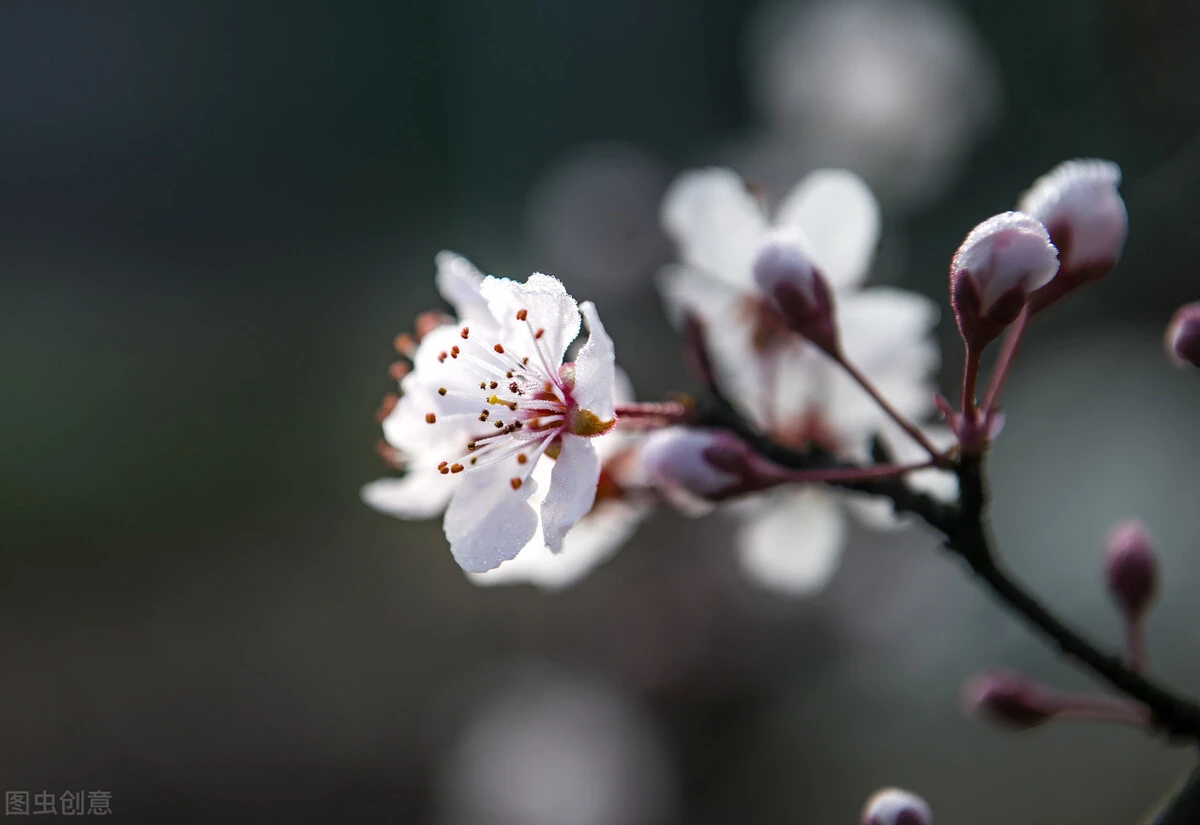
[480,410,490,421]
[494,421,504,429]
[438,387,447,396]
[450,463,464,473]
[425,413,437,424]
[461,326,470,339]
[438,352,448,363]
[517,454,528,465]
[510,477,523,490]
[509,382,520,393]
[494,343,505,354]
[490,381,498,389]
[506,371,514,379]
[516,309,528,321]
[437,461,449,474]
[535,328,545,339]
[450,345,460,358]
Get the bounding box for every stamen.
[535,328,545,339]
[510,478,523,490]
[425,413,437,424]
[393,333,416,356]
[376,393,398,422]
[516,309,528,321]
[389,362,411,381]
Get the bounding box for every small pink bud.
[950,212,1060,350]
[752,230,840,355]
[1166,302,1200,370]
[862,788,933,825]
[962,669,1058,730]
[1018,159,1127,309]
[641,428,761,502]
[1104,519,1159,619]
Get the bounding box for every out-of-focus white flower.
[1018,159,1127,283]
[439,666,675,825]
[861,787,934,825]
[363,253,626,575]
[659,167,953,595]
[741,0,1000,209]
[949,211,1059,349]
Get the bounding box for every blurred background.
[4,1,1200,822]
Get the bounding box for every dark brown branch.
[692,396,1200,743]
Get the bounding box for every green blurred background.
[4,1,1200,822]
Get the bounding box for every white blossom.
[1018,158,1127,274]
[363,254,631,576]
[950,211,1059,315]
[659,167,952,595]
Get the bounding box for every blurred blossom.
[439,665,675,825]
[658,167,954,595]
[524,144,671,299]
[736,0,1000,209]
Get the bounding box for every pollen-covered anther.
[490,381,498,389]
[425,413,437,424]
[510,477,523,490]
[437,461,449,474]
[438,351,448,363]
[460,326,470,339]
[450,345,460,359]
[438,387,447,396]
[479,410,490,421]
[517,454,528,465]
[493,343,505,354]
[516,309,528,321]
[535,328,545,339]
[449,463,464,474]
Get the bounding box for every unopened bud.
[862,788,933,825]
[1166,303,1200,370]
[641,427,766,503]
[1018,159,1127,309]
[950,212,1060,350]
[752,230,840,355]
[962,669,1058,730]
[1105,519,1159,620]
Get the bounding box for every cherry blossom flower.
[658,167,953,594]
[363,253,628,576]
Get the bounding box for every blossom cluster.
[361,158,1150,598]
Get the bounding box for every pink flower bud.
[752,230,840,355]
[641,428,760,502]
[1166,302,1200,370]
[862,788,933,825]
[1018,159,1127,309]
[962,669,1058,730]
[1104,519,1159,620]
[950,212,1060,350]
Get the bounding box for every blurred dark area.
[4,1,1200,822]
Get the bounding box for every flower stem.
[833,353,950,467]
[614,401,690,428]
[961,343,981,416]
[771,459,936,484]
[981,307,1031,412]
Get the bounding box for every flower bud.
[862,788,933,825]
[752,230,840,355]
[962,669,1058,730]
[949,212,1060,350]
[1166,302,1200,370]
[641,428,772,505]
[1018,159,1127,309]
[1104,519,1159,620]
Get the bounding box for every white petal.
[840,492,905,532]
[735,489,846,595]
[774,169,880,290]
[1017,159,1126,272]
[660,167,768,290]
[361,472,455,521]
[571,302,617,421]
[444,463,540,573]
[481,273,581,365]
[435,250,491,322]
[539,435,602,553]
[470,501,650,590]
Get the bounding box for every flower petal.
[481,272,581,365]
[540,435,602,553]
[470,501,650,590]
[435,250,491,322]
[735,488,846,595]
[774,169,880,290]
[361,472,455,521]
[571,302,616,421]
[660,168,768,290]
[443,463,540,573]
